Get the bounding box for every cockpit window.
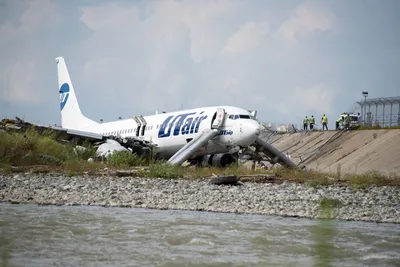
[228,114,251,120]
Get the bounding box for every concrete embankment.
[1,174,399,223]
[266,129,400,175]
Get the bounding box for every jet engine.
[201,153,236,168]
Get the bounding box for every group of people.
[303,114,328,131]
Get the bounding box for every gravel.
[1,173,399,223]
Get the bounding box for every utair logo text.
[158,111,208,138]
[59,83,70,111]
[218,130,233,136]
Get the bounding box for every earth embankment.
[266,129,400,175]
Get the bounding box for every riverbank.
[1,173,399,223]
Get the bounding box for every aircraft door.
[212,108,225,129]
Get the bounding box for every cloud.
[223,21,270,53]
[77,0,249,112]
[0,61,39,103]
[1,0,399,130]
[0,0,56,44]
[281,83,337,116]
[277,1,336,43]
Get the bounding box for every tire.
[209,175,238,185]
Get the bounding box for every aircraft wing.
[2,117,154,156]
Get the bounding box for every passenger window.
[239,115,251,119]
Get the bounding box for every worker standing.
[321,114,328,131]
[309,115,315,130]
[336,116,342,130]
[303,116,309,131]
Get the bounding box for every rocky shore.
[1,173,399,223]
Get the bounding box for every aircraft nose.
[253,122,261,136]
[239,120,261,146]
[255,125,261,136]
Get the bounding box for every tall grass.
[106,151,146,168]
[345,170,398,188]
[1,129,80,165]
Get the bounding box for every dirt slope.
[267,130,400,175]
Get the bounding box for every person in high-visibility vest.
[303,116,309,131]
[309,115,315,130]
[336,116,342,130]
[321,114,328,130]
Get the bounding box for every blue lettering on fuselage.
[158,111,208,138]
[218,130,233,136]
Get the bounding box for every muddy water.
[0,203,399,266]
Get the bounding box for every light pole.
[362,91,368,125]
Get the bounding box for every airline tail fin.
[56,57,98,130]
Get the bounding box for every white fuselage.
[79,106,261,159]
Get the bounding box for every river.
[0,203,399,266]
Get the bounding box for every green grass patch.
[106,151,147,168]
[148,162,184,179]
[320,197,342,210]
[0,129,97,167]
[318,197,342,220]
[345,170,398,188]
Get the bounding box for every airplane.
[55,56,268,167]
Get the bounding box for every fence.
[357,96,400,127]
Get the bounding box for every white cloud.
[5,0,392,129]
[278,83,337,119]
[277,1,335,43]
[77,0,247,111]
[223,21,270,53]
[0,61,39,103]
[0,0,56,43]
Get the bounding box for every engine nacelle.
[202,153,236,168]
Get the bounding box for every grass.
[344,170,399,188]
[0,129,399,187]
[0,129,94,166]
[106,151,147,168]
[318,197,343,220]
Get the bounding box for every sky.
[1,0,400,130]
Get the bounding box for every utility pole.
[362,91,368,125]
